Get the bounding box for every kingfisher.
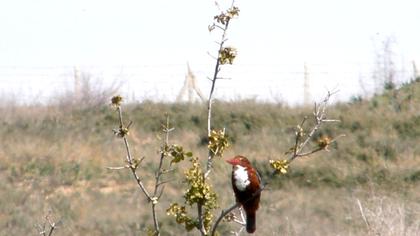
[226,155,262,234]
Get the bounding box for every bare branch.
[113,104,165,235]
[36,212,59,236]
[151,115,174,235]
[214,24,225,31]
[233,208,246,226]
[157,185,166,200]
[212,202,241,236]
[207,53,218,61]
[288,90,339,163]
[156,179,174,187]
[198,203,207,235]
[160,168,176,174]
[357,199,372,233]
[322,119,341,122]
[330,134,346,143]
[115,106,152,200]
[205,0,236,179]
[211,184,268,236]
[106,166,127,170]
[295,147,324,158]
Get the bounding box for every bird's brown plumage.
[226,155,261,234]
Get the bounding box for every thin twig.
[211,182,269,236]
[115,105,163,235]
[233,208,246,226]
[151,115,173,235]
[212,202,241,236]
[288,90,339,163]
[214,24,225,31]
[47,225,55,236]
[36,212,59,236]
[157,185,166,200]
[116,106,152,200]
[106,166,127,170]
[203,1,236,235]
[293,117,307,157]
[156,179,174,187]
[357,199,373,233]
[151,203,159,235]
[198,202,207,235]
[295,147,324,158]
[205,0,235,178]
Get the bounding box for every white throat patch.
[233,165,250,191]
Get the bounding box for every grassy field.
[0,80,419,235]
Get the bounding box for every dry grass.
[0,80,419,235]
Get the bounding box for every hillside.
[0,79,419,235]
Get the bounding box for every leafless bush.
[54,71,121,110]
[356,196,420,236]
[35,211,61,236]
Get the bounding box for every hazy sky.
[0,0,419,104]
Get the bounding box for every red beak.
[226,157,238,165]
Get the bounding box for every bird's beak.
[226,158,237,165]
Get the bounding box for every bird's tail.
[246,211,256,233]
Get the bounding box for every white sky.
[0,0,419,104]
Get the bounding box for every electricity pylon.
[413,61,419,79]
[176,63,205,102]
[73,66,81,100]
[303,62,311,106]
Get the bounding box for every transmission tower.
[73,66,82,100]
[303,62,311,105]
[176,63,205,102]
[413,61,419,79]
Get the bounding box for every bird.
[226,155,262,234]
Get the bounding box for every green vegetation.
[0,80,419,235]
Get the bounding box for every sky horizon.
[0,0,419,104]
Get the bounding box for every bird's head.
[226,155,251,167]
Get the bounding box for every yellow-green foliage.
[208,129,230,157]
[218,47,237,65]
[167,156,218,233]
[165,144,193,164]
[166,203,197,231]
[213,6,239,26]
[269,159,289,174]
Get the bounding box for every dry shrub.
[358,196,420,236]
[54,72,122,111]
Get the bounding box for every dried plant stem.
[357,199,373,234]
[211,176,270,236]
[152,116,174,235]
[205,28,228,177]
[289,90,341,162]
[116,106,152,201]
[115,105,166,235]
[233,208,246,226]
[201,1,236,235]
[205,0,235,179]
[37,213,58,236]
[211,202,240,236]
[198,203,207,235]
[294,134,345,158]
[151,204,159,235]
